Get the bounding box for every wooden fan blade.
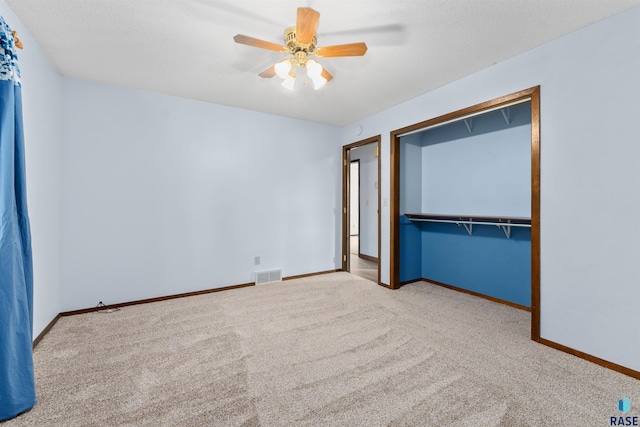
[296,7,320,45]
[233,34,286,52]
[259,66,276,78]
[315,42,368,58]
[321,68,334,82]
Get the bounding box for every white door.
[350,161,359,236]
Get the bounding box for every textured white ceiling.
[6,0,640,126]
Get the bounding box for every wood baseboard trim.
[358,253,379,263]
[537,337,640,381]
[282,269,342,281]
[60,282,256,317]
[406,278,532,312]
[399,278,423,287]
[33,314,61,349]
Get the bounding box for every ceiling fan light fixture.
[281,75,296,91]
[305,59,322,78]
[306,59,326,90]
[311,75,327,90]
[274,59,292,79]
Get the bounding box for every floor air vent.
[255,269,282,285]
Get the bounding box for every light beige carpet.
[5,272,639,426]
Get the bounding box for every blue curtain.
[0,17,36,421]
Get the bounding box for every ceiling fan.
[233,7,367,91]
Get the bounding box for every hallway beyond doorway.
[350,235,377,282]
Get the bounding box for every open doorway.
[342,135,381,285]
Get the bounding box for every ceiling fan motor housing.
[284,26,317,58]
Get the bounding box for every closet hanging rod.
[407,218,531,227]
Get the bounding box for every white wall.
[1,2,63,338]
[60,79,341,311]
[342,6,640,371]
[399,135,422,215]
[350,144,378,258]
[420,111,531,217]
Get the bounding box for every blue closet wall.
[420,222,531,306]
[399,215,422,282]
[399,102,532,307]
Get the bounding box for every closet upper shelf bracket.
[500,107,511,125]
[459,220,473,236]
[464,118,473,133]
[497,220,512,239]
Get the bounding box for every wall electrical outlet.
[254,256,260,265]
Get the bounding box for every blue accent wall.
[399,215,422,283]
[399,216,531,307]
[420,221,531,307]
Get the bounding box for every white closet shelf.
[405,214,531,239]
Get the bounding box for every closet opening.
[390,87,540,340]
[342,135,382,285]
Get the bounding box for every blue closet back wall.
[422,222,530,306]
[400,217,531,307]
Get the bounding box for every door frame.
[389,87,541,340]
[342,135,382,286]
[349,159,360,238]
